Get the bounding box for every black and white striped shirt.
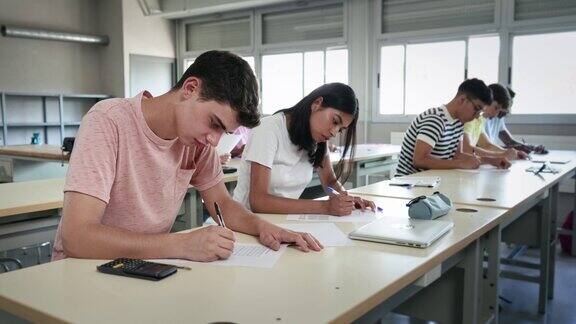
[396,106,463,176]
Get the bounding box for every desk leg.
[549,184,559,300]
[538,193,552,314]
[351,162,360,188]
[183,189,204,228]
[462,239,481,324]
[483,225,501,324]
[573,175,576,257]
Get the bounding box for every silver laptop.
[349,217,454,248]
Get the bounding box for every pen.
[327,186,383,212]
[325,186,340,196]
[534,163,547,175]
[389,182,434,188]
[389,183,414,188]
[213,202,227,228]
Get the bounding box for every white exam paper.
[216,134,241,155]
[286,209,378,223]
[457,164,511,173]
[279,223,351,247]
[389,176,440,187]
[151,243,286,269]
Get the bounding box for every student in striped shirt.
[396,79,511,176]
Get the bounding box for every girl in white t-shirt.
[233,83,375,216]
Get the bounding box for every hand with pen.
[483,156,511,169]
[214,202,323,254]
[504,148,529,160]
[454,152,481,169]
[325,187,377,216]
[181,226,236,262]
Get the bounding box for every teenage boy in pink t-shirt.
[53,51,322,262]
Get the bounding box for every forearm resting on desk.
[61,192,186,260]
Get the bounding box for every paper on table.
[216,134,241,155]
[389,176,440,187]
[457,164,511,173]
[279,223,351,246]
[286,209,378,223]
[151,243,286,269]
[531,159,571,164]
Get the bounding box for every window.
[379,46,405,115]
[405,41,465,114]
[262,49,348,114]
[467,36,499,85]
[512,31,576,114]
[262,53,303,115]
[379,36,499,115]
[325,49,348,84]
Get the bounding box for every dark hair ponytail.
[276,83,358,183]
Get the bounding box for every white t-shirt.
[233,113,314,210]
[484,117,508,147]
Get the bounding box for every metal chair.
[0,258,23,272]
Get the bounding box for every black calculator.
[97,258,177,281]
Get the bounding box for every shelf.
[2,92,109,99]
[64,94,109,99]
[1,91,110,146]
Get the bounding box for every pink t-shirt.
[52,91,222,260]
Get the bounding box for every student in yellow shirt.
[462,83,528,160]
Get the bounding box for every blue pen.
[327,186,383,212]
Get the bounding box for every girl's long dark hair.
[276,83,358,183]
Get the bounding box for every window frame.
[372,0,576,124]
[176,0,348,115]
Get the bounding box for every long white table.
[350,150,576,314]
[0,197,506,323]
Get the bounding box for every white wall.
[122,0,176,96]
[98,0,126,97]
[0,0,103,93]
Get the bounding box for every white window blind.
[185,17,251,52]
[381,0,495,34]
[262,4,344,45]
[514,0,576,21]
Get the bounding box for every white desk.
[0,179,64,253]
[0,197,506,324]
[350,151,576,314]
[0,145,69,182]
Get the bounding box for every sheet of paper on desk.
[286,209,378,223]
[151,243,286,269]
[457,164,511,173]
[531,158,571,164]
[279,223,351,246]
[216,134,241,155]
[390,176,440,187]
